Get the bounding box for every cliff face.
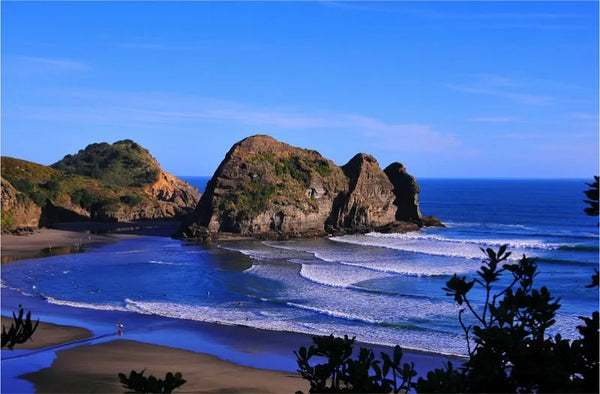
[188,135,347,238]
[384,162,422,221]
[1,140,200,229]
[178,135,437,240]
[327,153,397,232]
[1,178,42,233]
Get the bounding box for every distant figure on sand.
[116,322,123,335]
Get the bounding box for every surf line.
[1,332,117,361]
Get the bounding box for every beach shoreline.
[1,224,460,393]
[1,220,181,263]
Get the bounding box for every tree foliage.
[118,369,186,393]
[295,246,599,393]
[1,305,39,349]
[295,334,416,393]
[583,175,599,217]
[416,246,598,393]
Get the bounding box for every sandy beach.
[0,317,93,350]
[1,228,115,262]
[22,339,307,393]
[1,225,308,393]
[1,224,456,393]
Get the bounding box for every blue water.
[1,178,598,357]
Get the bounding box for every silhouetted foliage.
[583,176,599,217]
[294,334,416,393]
[1,305,39,349]
[118,369,186,393]
[415,246,599,393]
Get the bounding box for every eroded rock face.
[186,135,347,238]
[384,162,422,221]
[177,135,439,240]
[143,170,201,215]
[1,178,42,233]
[327,153,397,232]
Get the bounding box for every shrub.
[10,178,34,194]
[584,175,599,217]
[415,246,599,393]
[295,334,416,393]
[120,194,141,206]
[1,305,39,349]
[118,369,186,393]
[70,188,97,210]
[28,190,47,207]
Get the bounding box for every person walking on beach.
[116,322,123,336]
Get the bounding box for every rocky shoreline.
[176,135,443,242]
[2,135,442,241]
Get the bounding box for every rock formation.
[1,140,201,229]
[177,135,441,240]
[52,139,200,214]
[1,177,42,233]
[326,153,397,233]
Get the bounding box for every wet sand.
[1,228,115,262]
[0,316,93,350]
[22,339,307,393]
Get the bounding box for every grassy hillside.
[51,139,161,187]
[1,156,156,221]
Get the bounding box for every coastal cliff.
[1,140,200,232]
[1,177,42,233]
[177,135,441,240]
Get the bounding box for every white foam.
[338,260,477,277]
[365,231,563,251]
[124,299,467,357]
[45,296,128,311]
[329,233,563,261]
[286,301,381,324]
[148,260,180,266]
[299,264,389,288]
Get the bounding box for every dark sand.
[22,339,307,393]
[0,317,93,350]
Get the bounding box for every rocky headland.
[176,135,442,241]
[1,140,200,233]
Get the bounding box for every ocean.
[1,178,598,357]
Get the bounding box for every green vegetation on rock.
[52,139,160,187]
[219,181,278,216]
[1,148,196,226]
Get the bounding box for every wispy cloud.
[448,74,555,106]
[410,7,592,30]
[119,42,214,51]
[571,112,599,120]
[6,88,459,154]
[8,56,89,71]
[469,116,521,123]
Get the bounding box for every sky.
[1,1,598,178]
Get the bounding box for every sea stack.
[176,135,440,241]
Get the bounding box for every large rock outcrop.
[52,139,200,215]
[1,140,201,227]
[185,135,347,239]
[177,135,440,240]
[384,162,422,221]
[326,153,397,233]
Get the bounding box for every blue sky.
[1,1,598,178]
